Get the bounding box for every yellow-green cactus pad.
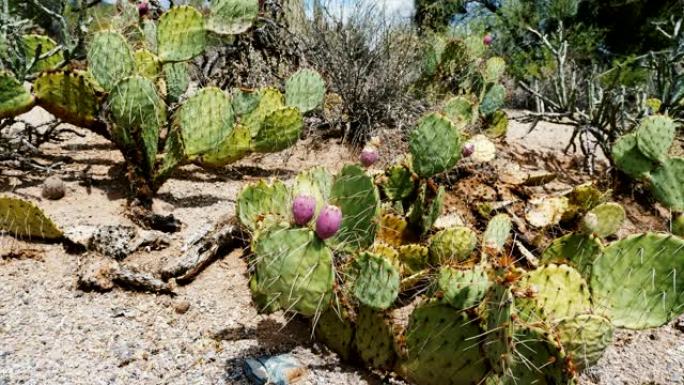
[242,87,286,136]
[87,30,135,91]
[285,68,326,114]
[251,107,303,153]
[501,324,570,385]
[429,226,478,265]
[354,306,398,371]
[436,265,490,310]
[581,202,625,238]
[22,34,63,73]
[34,71,102,128]
[352,252,400,310]
[442,95,476,126]
[236,180,291,231]
[134,49,162,78]
[649,157,684,211]
[207,0,259,35]
[0,196,63,240]
[199,123,252,167]
[0,71,35,118]
[611,133,656,179]
[482,56,506,84]
[314,308,355,361]
[157,6,206,62]
[330,165,380,251]
[540,233,603,278]
[556,314,614,371]
[163,62,190,102]
[635,115,676,162]
[486,110,508,138]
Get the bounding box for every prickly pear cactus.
[428,226,478,265]
[157,5,206,62]
[397,244,429,275]
[134,49,162,78]
[242,88,286,136]
[87,31,135,91]
[482,214,511,255]
[483,284,514,375]
[251,107,303,153]
[237,180,291,231]
[0,196,63,240]
[33,71,102,128]
[330,165,380,250]
[0,71,35,118]
[399,302,488,385]
[163,62,190,103]
[199,123,252,167]
[635,115,676,162]
[556,314,614,371]
[501,324,570,385]
[251,225,334,317]
[21,34,63,73]
[207,0,259,35]
[314,308,355,361]
[352,252,400,310]
[409,113,462,178]
[485,111,508,138]
[285,68,326,114]
[381,163,416,202]
[482,57,506,84]
[354,306,398,371]
[591,232,684,329]
[479,84,505,117]
[442,95,475,125]
[540,233,603,278]
[291,167,333,215]
[611,133,656,179]
[436,265,490,310]
[407,183,445,235]
[581,202,625,237]
[649,157,684,211]
[674,213,684,237]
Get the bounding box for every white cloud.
[381,0,414,18]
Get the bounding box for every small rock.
[174,300,191,314]
[674,318,684,333]
[76,254,119,291]
[42,176,65,200]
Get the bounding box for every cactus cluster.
[1,1,326,204]
[612,115,683,211]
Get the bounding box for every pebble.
[41,176,66,200]
[174,300,191,314]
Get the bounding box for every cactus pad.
[483,284,514,375]
[87,31,135,91]
[199,123,252,167]
[291,167,333,216]
[429,226,478,265]
[157,6,206,62]
[315,308,355,361]
[540,233,603,278]
[251,107,303,153]
[377,213,409,247]
[175,87,235,158]
[436,266,490,310]
[611,133,656,179]
[232,88,261,116]
[354,306,398,370]
[483,214,512,255]
[479,84,505,117]
[381,163,416,202]
[242,88,286,136]
[330,165,380,250]
[407,183,445,235]
[635,115,676,162]
[486,111,508,138]
[34,71,102,128]
[22,34,63,73]
[134,49,161,78]
[502,325,569,385]
[443,95,475,126]
[163,62,190,102]
[482,56,506,84]
[352,252,400,310]
[591,232,684,329]
[409,113,462,177]
[398,244,429,275]
[400,302,488,385]
[251,226,334,316]
[581,202,625,237]
[285,69,326,113]
[0,196,63,240]
[207,0,259,35]
[673,213,684,237]
[237,180,291,231]
[649,157,684,211]
[517,264,591,323]
[0,71,35,118]
[556,314,614,371]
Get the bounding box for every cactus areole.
[292,195,317,226]
[316,205,342,239]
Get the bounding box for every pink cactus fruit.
[483,34,493,46]
[360,146,380,167]
[138,1,150,16]
[315,205,342,240]
[292,195,317,226]
[462,143,475,158]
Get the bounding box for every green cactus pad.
[502,325,569,385]
[87,31,135,91]
[398,244,429,275]
[291,167,333,216]
[155,127,186,185]
[409,113,462,178]
[635,115,676,162]
[142,19,158,51]
[517,264,591,323]
[157,5,206,62]
[0,196,63,240]
[0,71,35,118]
[581,202,625,237]
[464,35,486,60]
[429,226,478,265]
[163,62,190,103]
[232,88,261,116]
[134,49,161,78]
[242,88,286,136]
[285,68,326,114]
[482,56,506,84]
[252,225,334,317]
[443,95,475,126]
[482,214,512,255]
[673,213,684,237]
[354,306,398,370]
[251,107,303,153]
[330,165,380,251]
[34,71,102,128]
[479,83,506,117]
[540,233,603,278]
[400,302,488,385]
[486,110,508,139]
[649,157,684,211]
[591,232,684,329]
[174,87,235,158]
[483,285,514,375]
[611,133,656,179]
[207,0,259,35]
[436,265,490,310]
[407,183,445,235]
[352,252,400,310]
[315,308,355,361]
[556,314,614,371]
[237,180,291,231]
[381,163,416,202]
[108,76,165,174]
[199,123,252,166]
[439,39,470,80]
[22,34,63,73]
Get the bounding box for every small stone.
[174,300,190,314]
[42,176,65,200]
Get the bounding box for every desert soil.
[1,109,683,385]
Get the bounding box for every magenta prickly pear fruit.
[315,205,342,239]
[483,34,493,46]
[292,195,317,225]
[138,1,150,17]
[360,147,379,167]
[462,143,475,158]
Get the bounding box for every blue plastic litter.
[243,354,307,385]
